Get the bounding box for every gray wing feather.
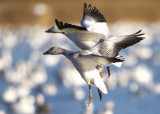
[98,30,145,57]
[80,54,124,66]
[82,3,106,23]
[112,30,145,49]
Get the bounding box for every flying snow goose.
[43,46,124,106]
[45,19,145,73]
[45,3,145,78]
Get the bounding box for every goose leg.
[97,88,102,101]
[96,65,104,78]
[100,70,104,78]
[107,66,111,78]
[87,84,93,106]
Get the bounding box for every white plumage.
[43,46,123,106]
[84,70,108,94]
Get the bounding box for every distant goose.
[43,46,124,106]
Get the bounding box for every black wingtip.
[82,3,106,22]
[88,4,92,9]
[134,30,145,38]
[55,20,87,31]
[115,57,125,62]
[55,19,63,30]
[55,19,59,26]
[135,29,142,34]
[137,33,145,36]
[134,29,145,35]
[55,19,58,22]
[83,3,87,16]
[43,51,49,55]
[45,28,51,33]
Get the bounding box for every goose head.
[43,47,65,55]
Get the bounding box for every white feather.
[84,70,108,94]
[81,21,110,36]
[112,62,123,68]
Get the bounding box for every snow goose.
[45,3,109,50]
[45,19,145,75]
[45,3,112,77]
[45,3,145,78]
[43,46,124,106]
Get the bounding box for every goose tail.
[94,76,108,94]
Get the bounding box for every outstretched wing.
[93,30,145,58]
[81,3,110,36]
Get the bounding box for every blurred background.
[0,0,160,114]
